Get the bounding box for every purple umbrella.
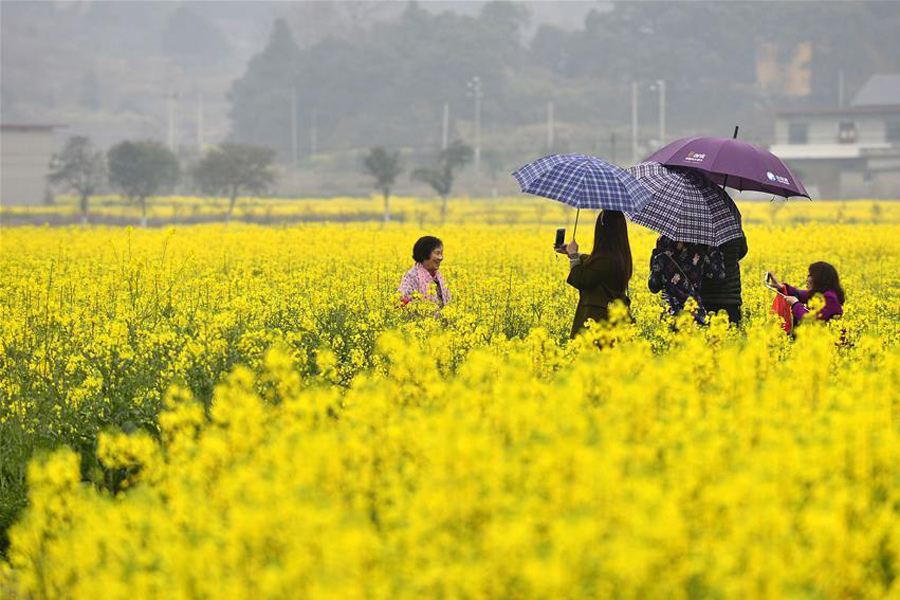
[646,133,809,198]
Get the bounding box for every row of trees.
[48,137,276,226]
[362,140,473,222]
[50,134,473,225]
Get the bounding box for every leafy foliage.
[228,18,302,157]
[107,140,180,226]
[192,143,277,219]
[228,2,900,157]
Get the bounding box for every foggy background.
[2,0,900,198]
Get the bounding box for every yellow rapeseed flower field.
[1,199,900,599]
[6,193,900,227]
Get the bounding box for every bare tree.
[412,140,473,222]
[363,147,402,222]
[48,136,106,226]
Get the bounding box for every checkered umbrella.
[625,162,744,246]
[512,153,652,212]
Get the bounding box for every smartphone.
[555,228,565,247]
[764,271,786,296]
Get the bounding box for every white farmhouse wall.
[1,128,58,206]
[775,113,897,146]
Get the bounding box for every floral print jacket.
[398,263,451,308]
[648,236,726,321]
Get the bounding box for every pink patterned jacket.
[398,263,451,308]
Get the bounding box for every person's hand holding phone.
[765,271,781,288]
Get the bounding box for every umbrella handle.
[572,208,580,241]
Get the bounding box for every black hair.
[587,210,632,288]
[412,236,443,263]
[808,261,845,304]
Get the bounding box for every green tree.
[229,18,301,158]
[107,140,179,227]
[362,147,401,222]
[412,140,473,222]
[229,5,520,153]
[48,136,106,226]
[192,143,277,221]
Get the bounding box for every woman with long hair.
[556,210,633,338]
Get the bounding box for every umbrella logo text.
[684,152,706,163]
[766,171,791,185]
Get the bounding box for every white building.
[770,74,900,199]
[1,124,65,206]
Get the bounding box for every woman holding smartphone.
[555,210,633,338]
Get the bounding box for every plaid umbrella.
[625,162,744,246]
[513,153,651,212]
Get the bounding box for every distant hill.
[2,1,899,197]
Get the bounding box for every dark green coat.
[566,254,631,338]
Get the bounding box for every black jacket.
[699,236,748,307]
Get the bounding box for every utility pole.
[290,87,298,165]
[838,70,845,108]
[631,81,639,163]
[657,79,666,147]
[196,92,204,153]
[167,86,176,151]
[441,102,450,151]
[174,93,179,153]
[547,101,555,151]
[310,108,318,156]
[468,76,483,176]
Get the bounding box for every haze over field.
[2,1,899,197]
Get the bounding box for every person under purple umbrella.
[700,184,747,325]
[648,236,726,324]
[698,235,748,324]
[645,130,810,199]
[626,160,751,325]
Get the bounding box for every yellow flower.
[1,201,899,599]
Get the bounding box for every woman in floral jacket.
[398,236,451,308]
[648,236,726,323]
